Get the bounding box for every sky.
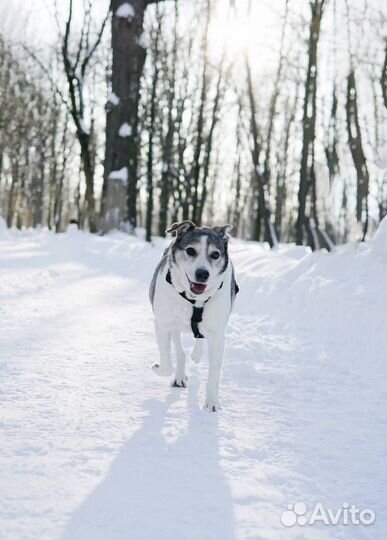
[4,0,283,68]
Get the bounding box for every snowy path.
[0,226,386,540]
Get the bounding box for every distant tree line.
[0,0,386,249]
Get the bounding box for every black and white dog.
[149,221,238,412]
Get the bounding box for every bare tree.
[381,41,387,109]
[158,0,178,237]
[145,6,163,242]
[346,70,370,239]
[295,0,326,249]
[245,53,275,246]
[344,0,370,240]
[102,0,167,232]
[61,0,109,232]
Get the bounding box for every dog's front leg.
[205,333,225,412]
[152,324,173,376]
[191,338,203,364]
[170,331,187,387]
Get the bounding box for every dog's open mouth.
[189,281,207,294]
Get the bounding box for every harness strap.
[166,269,221,339]
[191,306,205,339]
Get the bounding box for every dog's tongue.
[191,282,207,294]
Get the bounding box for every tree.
[61,0,109,232]
[102,0,166,232]
[245,53,274,246]
[145,6,163,242]
[295,0,326,249]
[346,70,369,239]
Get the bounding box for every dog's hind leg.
[170,331,187,387]
[152,325,173,376]
[191,338,203,364]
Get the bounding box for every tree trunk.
[346,70,369,239]
[381,41,387,110]
[197,56,224,225]
[324,87,340,186]
[191,0,211,225]
[145,9,162,242]
[158,0,178,236]
[263,0,289,191]
[7,160,18,228]
[245,54,274,246]
[296,0,324,248]
[275,97,295,239]
[102,0,147,232]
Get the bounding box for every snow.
[0,224,386,540]
[115,2,135,20]
[79,118,90,135]
[108,167,128,184]
[255,163,264,175]
[374,143,387,169]
[137,32,148,49]
[107,92,120,106]
[118,123,132,138]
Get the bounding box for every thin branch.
[80,7,110,79]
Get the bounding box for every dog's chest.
[169,296,201,332]
[158,286,212,333]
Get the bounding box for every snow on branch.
[137,33,148,49]
[107,92,120,106]
[118,123,132,137]
[116,3,135,20]
[108,167,128,185]
[79,118,90,135]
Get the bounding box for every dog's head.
[167,221,232,296]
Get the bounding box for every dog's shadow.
[62,375,236,540]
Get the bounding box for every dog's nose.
[195,268,209,283]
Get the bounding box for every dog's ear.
[166,220,196,238]
[213,224,233,241]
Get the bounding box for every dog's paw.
[204,399,220,413]
[171,376,188,388]
[152,362,173,377]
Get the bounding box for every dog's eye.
[210,252,220,260]
[186,247,196,257]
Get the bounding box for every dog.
[149,220,239,412]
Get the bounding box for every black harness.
[166,269,222,339]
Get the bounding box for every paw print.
[280,502,307,527]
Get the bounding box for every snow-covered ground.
[0,220,386,540]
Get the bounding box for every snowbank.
[370,215,387,262]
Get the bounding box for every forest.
[1,3,387,539]
[0,0,386,249]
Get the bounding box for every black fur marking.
[221,240,229,274]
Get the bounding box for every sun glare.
[208,1,279,69]
[210,6,255,61]
[222,13,254,58]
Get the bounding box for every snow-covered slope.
[0,222,386,540]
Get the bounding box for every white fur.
[152,259,233,412]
